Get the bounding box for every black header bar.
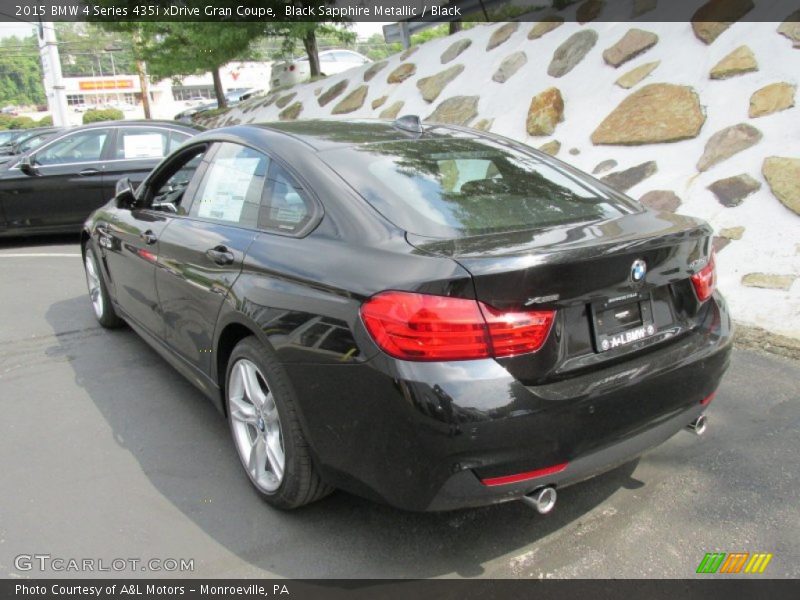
[1,0,799,23]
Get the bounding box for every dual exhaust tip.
[521,414,708,513]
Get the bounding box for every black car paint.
[0,121,202,236]
[83,121,733,511]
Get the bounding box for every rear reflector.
[481,462,568,487]
[360,291,555,361]
[691,251,716,302]
[700,391,716,406]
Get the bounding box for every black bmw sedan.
[81,118,732,512]
[0,120,202,237]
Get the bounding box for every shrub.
[0,114,37,129]
[83,108,123,124]
[37,115,53,126]
[8,116,36,129]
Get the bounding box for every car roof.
[75,120,205,132]
[252,119,477,152]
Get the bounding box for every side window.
[113,128,170,160]
[260,162,313,235]
[147,144,210,215]
[34,130,109,165]
[189,143,268,228]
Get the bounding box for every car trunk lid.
[407,210,714,382]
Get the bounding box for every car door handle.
[79,168,100,176]
[140,230,157,245]
[206,246,234,266]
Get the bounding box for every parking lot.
[1,236,798,579]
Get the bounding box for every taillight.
[289,64,296,72]
[690,251,716,302]
[360,291,555,361]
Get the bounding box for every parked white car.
[270,50,371,89]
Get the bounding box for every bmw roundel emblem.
[630,259,647,283]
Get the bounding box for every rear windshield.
[322,138,631,238]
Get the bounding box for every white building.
[62,61,271,110]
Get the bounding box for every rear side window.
[259,163,313,235]
[189,142,269,228]
[322,138,631,238]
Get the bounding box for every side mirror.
[114,177,136,209]
[19,155,38,176]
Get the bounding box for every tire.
[225,336,333,509]
[83,243,124,329]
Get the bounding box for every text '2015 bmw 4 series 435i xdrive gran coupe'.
[82,117,732,513]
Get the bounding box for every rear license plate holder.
[591,292,657,352]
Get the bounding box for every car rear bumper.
[426,399,707,510]
[285,293,733,511]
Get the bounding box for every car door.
[101,126,192,200]
[102,143,210,338]
[155,142,267,374]
[0,127,111,232]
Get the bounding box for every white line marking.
[0,253,81,258]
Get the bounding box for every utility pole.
[37,20,69,127]
[106,46,122,107]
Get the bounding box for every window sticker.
[123,133,164,159]
[196,157,261,223]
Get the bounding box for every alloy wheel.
[228,358,285,492]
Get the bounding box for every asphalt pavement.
[0,236,798,579]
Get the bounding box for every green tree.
[94,1,268,109]
[98,2,352,99]
[132,22,267,108]
[0,34,45,107]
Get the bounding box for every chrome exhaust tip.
[522,486,557,514]
[686,414,708,436]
